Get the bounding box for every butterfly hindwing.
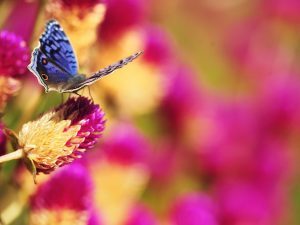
[28,49,74,92]
[39,20,78,76]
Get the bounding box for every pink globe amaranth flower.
[30,163,96,225]
[148,143,177,186]
[88,209,103,225]
[142,26,174,66]
[254,76,300,142]
[170,193,219,225]
[101,122,151,166]
[159,65,203,138]
[18,96,105,174]
[222,19,293,79]
[99,0,147,42]
[0,31,30,76]
[51,0,103,10]
[198,98,259,179]
[263,0,300,23]
[252,141,293,192]
[216,182,276,225]
[125,204,157,225]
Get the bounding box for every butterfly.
[28,20,142,93]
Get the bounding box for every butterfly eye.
[42,58,48,65]
[41,73,48,80]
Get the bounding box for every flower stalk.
[0,149,23,164]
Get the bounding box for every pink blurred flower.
[198,98,258,178]
[99,0,147,42]
[148,143,177,186]
[216,182,275,225]
[223,19,294,79]
[198,94,295,183]
[0,31,30,76]
[159,65,202,138]
[254,76,300,142]
[30,163,96,224]
[125,204,157,225]
[88,209,103,225]
[263,0,300,23]
[52,0,102,9]
[170,193,219,225]
[101,122,151,166]
[142,26,174,66]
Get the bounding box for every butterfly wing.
[62,51,143,92]
[28,20,82,92]
[39,20,78,75]
[28,48,78,92]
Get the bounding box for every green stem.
[0,149,23,164]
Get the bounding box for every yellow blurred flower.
[91,31,167,117]
[46,0,106,67]
[90,159,149,225]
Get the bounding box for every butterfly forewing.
[39,20,78,75]
[28,20,143,93]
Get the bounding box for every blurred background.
[0,0,300,225]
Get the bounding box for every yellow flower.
[46,0,106,67]
[0,97,105,177]
[91,31,167,116]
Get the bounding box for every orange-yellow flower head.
[18,96,105,174]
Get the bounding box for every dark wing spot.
[41,73,48,80]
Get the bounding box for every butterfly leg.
[72,91,82,97]
[88,86,94,101]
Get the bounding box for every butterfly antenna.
[79,51,143,87]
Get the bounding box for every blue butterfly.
[28,20,142,93]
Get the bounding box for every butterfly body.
[28,20,142,93]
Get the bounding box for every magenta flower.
[148,143,177,186]
[0,31,30,76]
[100,122,150,166]
[254,76,300,142]
[30,163,96,224]
[50,0,103,11]
[159,65,203,138]
[170,193,219,225]
[222,19,291,79]
[216,182,274,225]
[88,209,103,225]
[99,0,147,42]
[142,26,174,66]
[263,0,300,23]
[198,98,258,179]
[2,96,106,175]
[125,204,157,225]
